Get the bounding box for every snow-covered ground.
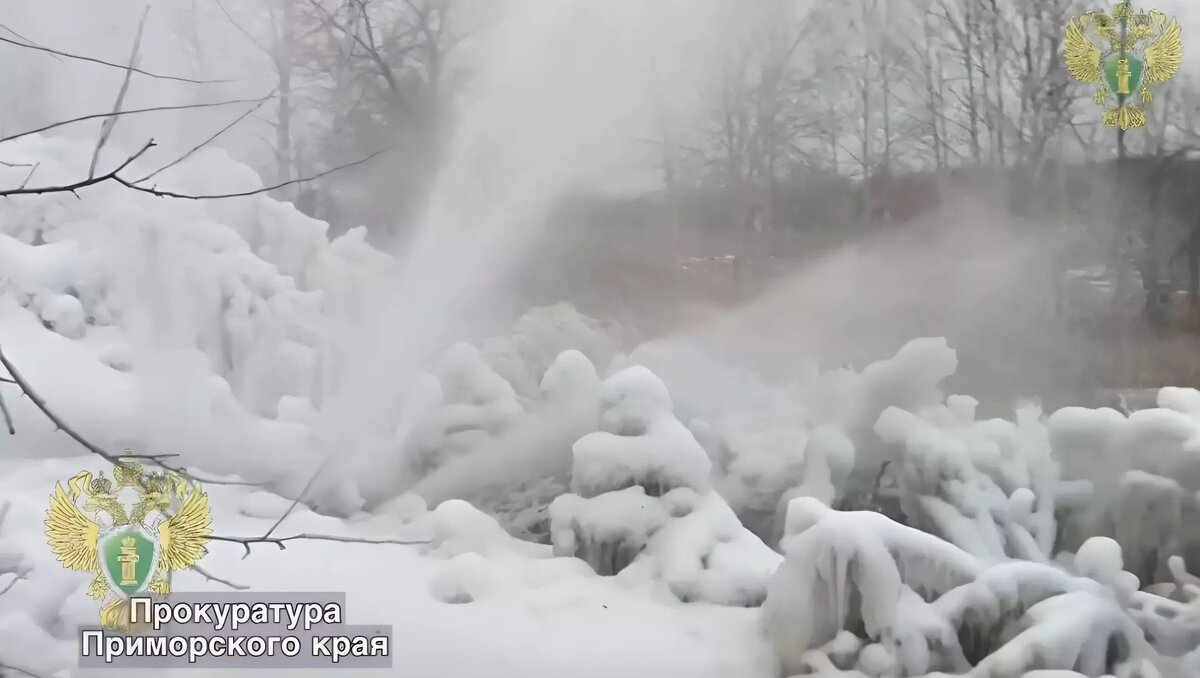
[3,136,1200,677]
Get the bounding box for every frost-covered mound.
[549,366,782,605]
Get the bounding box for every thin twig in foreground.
[0,335,172,467]
[190,564,249,591]
[0,574,23,598]
[262,459,331,542]
[0,389,13,434]
[17,163,38,189]
[89,6,150,180]
[0,96,274,145]
[0,140,156,197]
[116,148,389,200]
[208,532,430,560]
[0,659,50,678]
[0,21,62,62]
[204,458,430,561]
[0,34,229,84]
[132,92,276,184]
[0,338,260,487]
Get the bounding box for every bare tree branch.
[0,389,13,435]
[208,532,430,559]
[0,34,229,85]
[0,575,22,599]
[0,96,275,145]
[204,456,429,559]
[115,147,389,199]
[262,459,330,542]
[0,334,172,467]
[212,0,274,58]
[305,0,401,92]
[0,341,262,488]
[131,91,276,184]
[16,163,39,189]
[0,21,62,62]
[0,660,49,678]
[0,140,156,197]
[89,6,151,180]
[190,564,249,591]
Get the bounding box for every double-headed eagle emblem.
[1064,1,1183,129]
[44,463,211,630]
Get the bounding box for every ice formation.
[6,133,1200,678]
[549,366,782,605]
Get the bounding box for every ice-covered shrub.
[402,342,524,476]
[763,497,980,676]
[969,590,1155,677]
[410,349,604,541]
[874,396,1061,560]
[620,337,955,541]
[479,302,623,400]
[0,138,391,418]
[1047,393,1200,565]
[762,495,1198,677]
[1114,471,1184,585]
[0,134,395,498]
[549,366,781,604]
[805,337,958,455]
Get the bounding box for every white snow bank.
[0,456,776,678]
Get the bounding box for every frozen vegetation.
[3,136,1200,678]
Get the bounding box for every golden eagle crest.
[44,463,211,630]
[1063,1,1183,129]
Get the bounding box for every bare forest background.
[6,0,1200,410]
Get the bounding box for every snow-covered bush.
[763,497,1197,677]
[873,396,1061,561]
[1047,392,1200,573]
[549,366,781,605]
[763,497,979,675]
[0,135,394,497]
[480,302,624,400]
[618,337,958,542]
[409,348,603,541]
[402,342,524,477]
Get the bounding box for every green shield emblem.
[99,526,160,597]
[1102,53,1145,97]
